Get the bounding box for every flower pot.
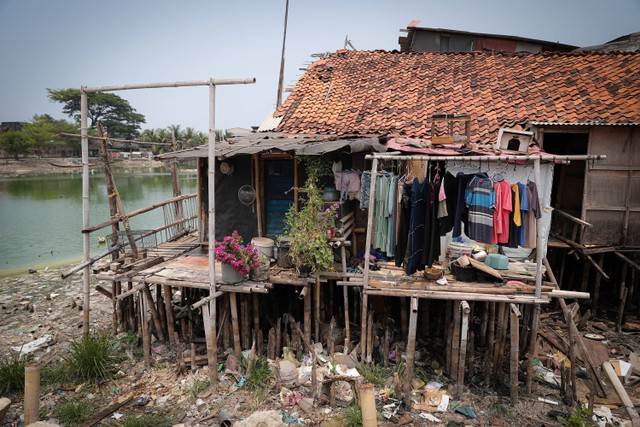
[221,263,245,284]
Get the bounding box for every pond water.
[0,166,197,274]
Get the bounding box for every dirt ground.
[3,266,640,427]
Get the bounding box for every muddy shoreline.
[0,157,168,178]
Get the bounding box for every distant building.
[398,20,576,53]
[577,32,640,52]
[0,122,24,133]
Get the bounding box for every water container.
[251,237,274,260]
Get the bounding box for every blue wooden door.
[264,160,294,237]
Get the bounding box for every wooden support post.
[403,297,419,408]
[328,317,336,406]
[603,361,640,427]
[457,301,470,395]
[24,363,40,425]
[400,297,408,338]
[143,284,165,342]
[139,291,151,369]
[163,285,175,345]
[451,300,462,379]
[383,323,390,368]
[580,260,590,293]
[202,301,217,392]
[315,277,321,342]
[246,339,257,380]
[268,327,276,360]
[525,303,540,395]
[510,303,521,404]
[420,299,429,337]
[229,293,242,355]
[222,294,230,350]
[275,317,282,359]
[493,303,508,380]
[543,257,607,398]
[468,330,475,381]
[252,294,261,355]
[156,286,168,340]
[175,332,185,373]
[445,301,454,375]
[304,286,312,345]
[480,301,489,347]
[366,310,374,363]
[617,264,629,333]
[485,301,496,386]
[241,295,250,350]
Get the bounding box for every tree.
[22,114,78,155]
[47,88,145,139]
[0,131,33,160]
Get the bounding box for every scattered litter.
[537,397,559,405]
[11,335,53,356]
[112,413,124,420]
[133,395,149,407]
[234,410,285,427]
[419,413,442,422]
[455,406,477,419]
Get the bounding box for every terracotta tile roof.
[274,50,640,145]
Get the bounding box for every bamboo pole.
[341,245,350,353]
[617,264,629,332]
[170,131,184,235]
[593,254,605,314]
[252,293,260,353]
[163,285,176,344]
[510,303,522,404]
[24,362,40,425]
[485,301,496,386]
[543,257,607,397]
[360,383,377,427]
[365,153,606,163]
[457,301,470,394]
[494,303,507,379]
[361,158,379,361]
[143,285,165,342]
[451,300,462,379]
[253,154,263,237]
[275,317,282,359]
[229,293,242,355]
[241,295,250,350]
[403,297,419,408]
[366,310,374,363]
[140,291,151,368]
[603,361,640,427]
[202,302,217,391]
[81,89,90,337]
[82,78,256,93]
[314,277,321,342]
[304,286,312,345]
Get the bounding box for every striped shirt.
[465,175,495,244]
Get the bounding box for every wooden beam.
[403,297,419,408]
[602,361,640,427]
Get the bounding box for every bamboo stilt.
[402,297,419,409]
[222,295,230,350]
[451,300,462,379]
[445,301,453,375]
[175,332,185,373]
[156,286,168,339]
[617,265,629,333]
[304,287,312,345]
[314,277,321,343]
[268,327,276,360]
[252,294,260,354]
[328,317,336,406]
[510,304,521,404]
[493,303,507,379]
[202,301,217,391]
[341,245,351,352]
[383,324,390,368]
[229,293,242,355]
[143,284,165,342]
[24,363,40,425]
[241,295,250,350]
[139,291,151,369]
[457,301,470,394]
[485,301,496,386]
[163,285,176,345]
[275,317,282,358]
[366,310,374,363]
[480,301,489,347]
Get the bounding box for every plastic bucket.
[251,237,274,260]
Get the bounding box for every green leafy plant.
[0,352,29,394]
[65,331,119,383]
[186,376,210,397]
[284,175,334,276]
[120,413,174,427]
[54,399,94,426]
[358,363,390,387]
[559,407,594,427]
[343,403,363,427]
[243,355,274,391]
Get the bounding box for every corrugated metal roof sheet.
[529,121,640,126]
[156,133,388,159]
[257,112,283,132]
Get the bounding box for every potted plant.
[284,176,335,277]
[215,231,260,283]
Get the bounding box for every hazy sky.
[0,0,638,132]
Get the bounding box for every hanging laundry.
[517,182,529,245]
[452,172,472,238]
[465,174,495,244]
[360,171,372,209]
[492,179,512,244]
[421,178,441,268]
[438,172,459,236]
[372,174,396,257]
[406,177,428,275]
[525,181,541,248]
[395,182,412,267]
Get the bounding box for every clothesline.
[366,153,607,163]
